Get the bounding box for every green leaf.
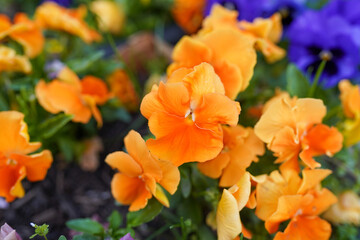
[286,64,310,98]
[67,51,105,74]
[180,173,191,198]
[126,198,163,227]
[73,234,99,240]
[66,219,104,235]
[39,114,73,139]
[198,225,216,240]
[58,236,67,240]
[108,210,122,230]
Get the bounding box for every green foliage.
[38,114,74,139]
[30,223,50,240]
[331,224,359,240]
[126,198,163,228]
[66,219,105,236]
[58,236,67,240]
[286,64,310,98]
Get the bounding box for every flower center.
[319,50,333,61]
[6,159,17,166]
[185,109,196,122]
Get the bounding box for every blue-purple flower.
[288,8,360,87]
[42,0,72,7]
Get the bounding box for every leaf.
[73,234,99,240]
[180,173,191,198]
[67,51,105,74]
[58,236,67,240]
[66,219,104,235]
[108,210,122,230]
[101,106,131,123]
[198,225,216,240]
[286,64,310,98]
[126,198,163,228]
[39,114,73,139]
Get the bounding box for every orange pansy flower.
[172,0,205,34]
[108,69,139,112]
[198,125,264,187]
[90,0,125,34]
[167,26,256,99]
[0,111,53,202]
[0,46,31,73]
[254,95,343,171]
[339,79,360,146]
[141,62,240,166]
[0,13,44,58]
[323,191,360,226]
[256,169,337,240]
[216,172,251,240]
[35,2,101,44]
[35,66,109,126]
[201,4,285,63]
[105,130,180,211]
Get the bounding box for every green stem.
[145,224,172,240]
[308,60,326,98]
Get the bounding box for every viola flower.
[0,13,44,58]
[321,0,360,26]
[204,0,265,21]
[35,66,110,127]
[0,111,53,202]
[42,0,72,7]
[141,63,240,166]
[216,172,251,240]
[198,125,264,187]
[108,69,139,112]
[338,80,360,146]
[256,169,337,240]
[323,191,360,226]
[288,9,360,87]
[0,46,31,74]
[254,94,343,171]
[172,0,206,33]
[0,223,22,240]
[90,0,125,34]
[201,5,285,64]
[35,2,102,44]
[168,22,257,99]
[105,130,180,211]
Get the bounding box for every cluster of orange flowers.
[104,4,346,240]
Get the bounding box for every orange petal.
[0,165,26,202]
[157,159,180,194]
[0,46,32,73]
[297,169,332,194]
[0,111,41,156]
[81,76,109,105]
[105,151,142,177]
[228,172,251,210]
[303,189,338,216]
[35,80,92,123]
[124,130,162,180]
[216,189,242,240]
[111,173,152,211]
[195,93,240,126]
[147,111,223,166]
[339,80,360,118]
[198,152,230,179]
[274,216,332,240]
[11,150,53,182]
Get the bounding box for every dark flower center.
[219,1,238,11]
[279,6,296,26]
[305,45,345,77]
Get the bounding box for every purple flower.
[42,0,72,7]
[119,233,134,240]
[288,9,360,87]
[0,223,22,240]
[322,0,360,26]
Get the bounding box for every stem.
[308,60,326,98]
[44,236,48,240]
[145,224,172,240]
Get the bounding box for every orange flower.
[201,4,285,63]
[256,169,337,240]
[141,63,240,166]
[167,27,256,99]
[254,95,343,171]
[198,125,264,187]
[35,66,109,126]
[0,46,31,73]
[172,0,205,34]
[108,69,139,112]
[0,13,44,58]
[323,191,360,225]
[216,172,251,240]
[0,111,53,202]
[339,80,360,146]
[105,130,180,211]
[35,2,101,43]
